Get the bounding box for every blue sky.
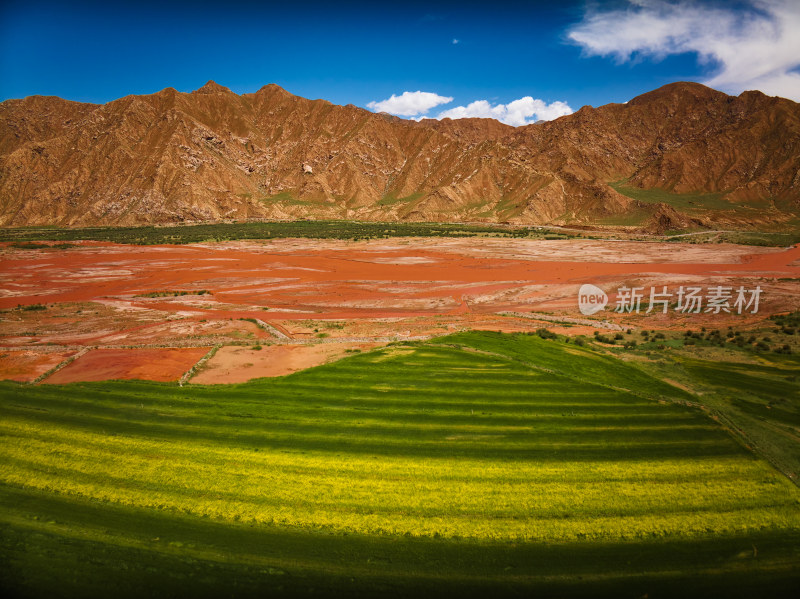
[2,1,798,125]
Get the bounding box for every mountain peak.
[193,80,232,95]
[254,83,292,97]
[628,81,726,107]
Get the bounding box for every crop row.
[2,336,798,543]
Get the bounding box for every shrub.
[18,303,46,311]
[536,328,557,340]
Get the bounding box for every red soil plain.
[1,238,798,384]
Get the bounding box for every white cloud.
[368,91,573,126]
[452,38,459,44]
[367,91,453,116]
[567,0,800,101]
[437,97,574,126]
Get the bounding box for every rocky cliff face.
[1,81,798,230]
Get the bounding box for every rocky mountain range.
[1,80,798,232]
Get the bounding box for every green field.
[608,180,734,213]
[2,332,799,597]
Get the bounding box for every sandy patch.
[191,342,381,384]
[45,347,210,383]
[0,349,77,382]
[93,318,271,345]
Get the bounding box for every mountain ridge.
[1,80,798,231]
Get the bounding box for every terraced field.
[1,332,799,598]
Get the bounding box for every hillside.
[1,81,798,231]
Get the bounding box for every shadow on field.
[1,400,743,462]
[1,484,798,599]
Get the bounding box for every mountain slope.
[1,81,798,230]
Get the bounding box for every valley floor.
[1,237,799,597]
[1,237,798,384]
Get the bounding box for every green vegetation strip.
[0,220,541,245]
[1,332,799,597]
[608,180,733,212]
[4,219,797,246]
